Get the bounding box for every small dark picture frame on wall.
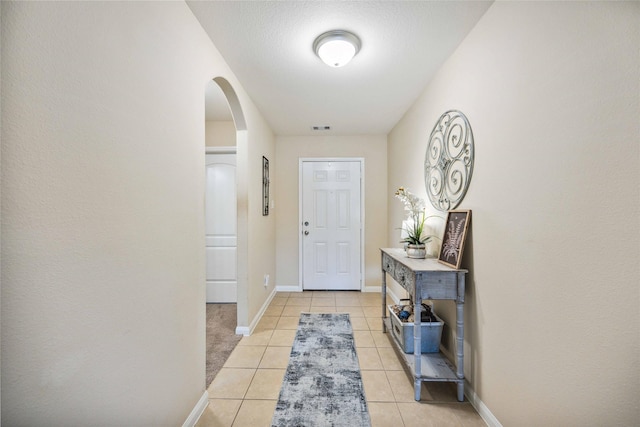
[438,210,471,269]
[262,156,269,216]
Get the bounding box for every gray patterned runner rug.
[271,313,371,427]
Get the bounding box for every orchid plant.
[395,187,432,246]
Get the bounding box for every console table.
[380,248,467,401]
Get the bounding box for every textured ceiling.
[190,1,493,135]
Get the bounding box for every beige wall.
[244,116,277,328]
[275,135,387,290]
[205,120,236,147]
[388,2,639,425]
[1,1,275,424]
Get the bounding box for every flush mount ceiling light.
[313,30,361,68]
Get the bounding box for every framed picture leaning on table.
[438,210,471,269]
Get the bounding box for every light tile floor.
[196,291,486,427]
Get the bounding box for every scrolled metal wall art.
[424,110,475,211]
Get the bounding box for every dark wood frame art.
[262,156,269,216]
[438,210,471,269]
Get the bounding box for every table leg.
[456,301,464,401]
[414,296,421,401]
[381,270,387,333]
[457,381,464,402]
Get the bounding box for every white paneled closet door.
[205,153,237,303]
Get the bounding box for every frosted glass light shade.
[313,30,361,68]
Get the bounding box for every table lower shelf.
[383,318,461,382]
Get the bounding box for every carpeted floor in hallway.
[206,303,242,387]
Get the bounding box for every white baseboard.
[432,345,501,426]
[385,287,403,304]
[235,325,251,336]
[182,391,209,427]
[235,288,278,336]
[465,383,502,427]
[276,285,302,292]
[278,285,385,293]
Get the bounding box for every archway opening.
[203,77,247,387]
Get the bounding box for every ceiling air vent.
[311,126,331,131]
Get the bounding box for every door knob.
[304,221,309,226]
[304,231,309,235]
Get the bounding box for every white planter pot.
[406,244,426,259]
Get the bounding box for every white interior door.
[301,161,362,290]
[205,153,237,303]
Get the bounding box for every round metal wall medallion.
[424,110,474,211]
